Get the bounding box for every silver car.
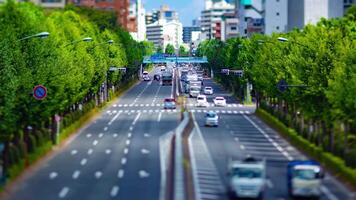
[205,111,219,127]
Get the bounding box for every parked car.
[163,98,176,109]
[205,111,219,127]
[214,96,227,107]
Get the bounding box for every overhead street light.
[64,37,93,47]
[18,31,50,41]
[277,37,288,42]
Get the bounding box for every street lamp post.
[90,39,115,102]
[64,37,93,47]
[18,32,50,41]
[16,31,50,168]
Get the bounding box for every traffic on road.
[3,63,354,200]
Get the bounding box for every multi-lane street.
[2,65,354,200]
[4,67,178,200]
[185,78,355,200]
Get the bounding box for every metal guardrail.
[174,111,190,200]
[160,111,190,200]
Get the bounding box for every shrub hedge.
[256,108,356,187]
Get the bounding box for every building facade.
[129,0,146,41]
[201,0,235,40]
[183,26,201,44]
[288,0,343,31]
[146,19,183,51]
[237,0,264,37]
[264,0,288,35]
[70,0,130,31]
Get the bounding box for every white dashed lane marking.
[58,187,69,199]
[95,171,102,179]
[118,169,124,178]
[71,150,77,155]
[72,170,80,179]
[110,186,119,197]
[121,158,127,165]
[49,172,58,180]
[80,158,87,166]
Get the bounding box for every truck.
[227,157,266,200]
[189,86,201,98]
[287,160,324,199]
[162,72,173,86]
[185,80,201,94]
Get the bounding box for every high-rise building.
[146,5,182,51]
[146,10,160,25]
[224,13,239,40]
[192,18,201,27]
[288,0,343,31]
[129,0,146,41]
[183,26,201,44]
[263,0,288,35]
[237,0,264,37]
[70,0,130,31]
[146,19,183,51]
[201,0,235,40]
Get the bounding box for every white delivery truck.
[227,157,266,200]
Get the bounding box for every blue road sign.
[33,85,47,100]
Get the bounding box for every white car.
[214,96,226,107]
[196,95,208,107]
[142,71,150,81]
[205,111,219,127]
[204,87,213,95]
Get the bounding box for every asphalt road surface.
[3,67,355,200]
[185,78,355,200]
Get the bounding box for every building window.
[276,12,280,16]
[276,0,279,2]
[231,26,237,30]
[276,26,280,30]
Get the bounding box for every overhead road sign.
[143,56,208,64]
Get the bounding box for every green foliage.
[165,44,175,55]
[156,46,163,54]
[0,1,147,180]
[179,45,188,56]
[346,4,356,19]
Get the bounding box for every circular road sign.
[33,85,47,100]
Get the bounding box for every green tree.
[179,45,188,56]
[156,46,163,54]
[165,44,175,55]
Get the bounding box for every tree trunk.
[343,122,349,158]
[2,141,10,181]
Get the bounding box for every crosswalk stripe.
[239,111,244,114]
[245,111,250,114]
